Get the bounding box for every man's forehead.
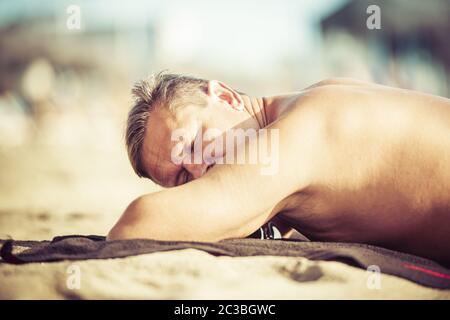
[142,111,180,185]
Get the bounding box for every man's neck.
[241,95,278,129]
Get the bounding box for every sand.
[2,248,449,299]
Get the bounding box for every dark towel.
[1,235,450,289]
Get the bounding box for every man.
[108,72,450,266]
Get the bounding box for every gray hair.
[126,71,208,179]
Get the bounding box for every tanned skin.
[108,78,450,266]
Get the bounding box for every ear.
[207,80,244,111]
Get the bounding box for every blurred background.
[0,0,449,239]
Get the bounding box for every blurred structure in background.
[321,0,450,96]
[0,0,448,238]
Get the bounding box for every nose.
[184,162,210,179]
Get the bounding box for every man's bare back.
[109,76,450,266]
[270,79,450,264]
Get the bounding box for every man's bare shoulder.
[272,78,377,118]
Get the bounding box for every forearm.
[107,165,291,242]
[107,191,235,241]
[107,172,270,242]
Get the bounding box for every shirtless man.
[108,73,450,266]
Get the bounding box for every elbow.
[106,194,235,242]
[107,224,133,241]
[106,196,149,241]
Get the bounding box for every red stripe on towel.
[403,263,450,280]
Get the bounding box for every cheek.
[202,127,227,161]
[199,110,236,155]
[203,126,222,141]
[206,116,233,135]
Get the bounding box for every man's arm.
[107,96,326,241]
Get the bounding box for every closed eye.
[184,170,192,184]
[175,168,192,186]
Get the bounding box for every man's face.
[140,81,250,187]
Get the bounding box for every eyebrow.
[149,138,180,187]
[162,162,180,187]
[150,155,178,187]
